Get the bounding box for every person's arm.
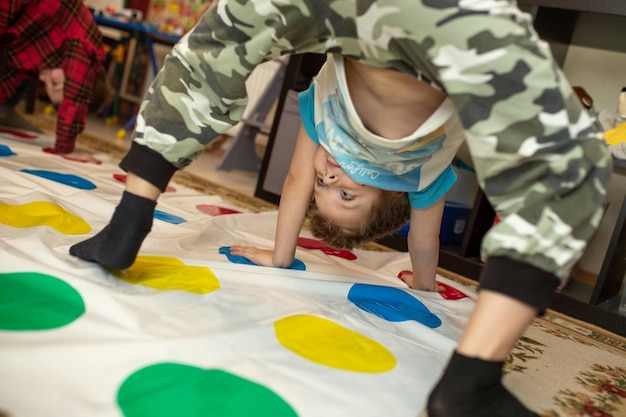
[400,197,445,291]
[229,126,318,267]
[52,40,95,155]
[272,126,318,266]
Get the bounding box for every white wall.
[84,0,124,11]
[561,13,626,116]
[560,12,626,277]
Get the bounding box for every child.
[229,54,466,291]
[70,1,612,416]
[0,0,111,163]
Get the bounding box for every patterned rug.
[11,111,626,417]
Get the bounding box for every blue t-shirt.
[298,54,466,209]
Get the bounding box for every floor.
[83,114,261,197]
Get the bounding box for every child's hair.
[307,191,410,249]
[88,66,112,114]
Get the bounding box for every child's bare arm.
[271,127,317,266]
[402,197,446,291]
[229,126,317,268]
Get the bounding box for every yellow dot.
[274,314,396,373]
[0,201,90,235]
[113,256,220,294]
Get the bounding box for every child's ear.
[393,191,409,204]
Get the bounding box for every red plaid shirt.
[0,0,106,153]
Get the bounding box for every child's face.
[38,68,65,105]
[313,146,382,232]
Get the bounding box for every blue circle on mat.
[218,246,306,271]
[21,169,96,190]
[348,284,441,328]
[0,144,16,157]
[154,209,187,224]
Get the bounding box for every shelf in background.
[520,0,626,17]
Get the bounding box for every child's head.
[308,146,410,249]
[38,68,65,105]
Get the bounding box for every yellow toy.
[43,104,55,115]
[605,121,626,146]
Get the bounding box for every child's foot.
[70,192,156,270]
[426,381,539,417]
[426,352,539,417]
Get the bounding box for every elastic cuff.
[478,256,560,313]
[119,142,177,192]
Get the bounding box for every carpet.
[1,113,625,417]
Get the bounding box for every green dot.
[0,272,85,331]
[118,364,298,417]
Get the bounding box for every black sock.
[427,351,539,417]
[69,191,156,270]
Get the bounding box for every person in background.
[0,0,111,163]
[70,1,612,416]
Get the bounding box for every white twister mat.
[0,132,476,417]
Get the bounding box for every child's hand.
[61,151,102,164]
[397,270,444,292]
[228,245,275,267]
[43,148,102,164]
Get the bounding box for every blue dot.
[348,284,441,328]
[218,246,306,271]
[21,169,96,190]
[0,144,16,157]
[154,210,187,224]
